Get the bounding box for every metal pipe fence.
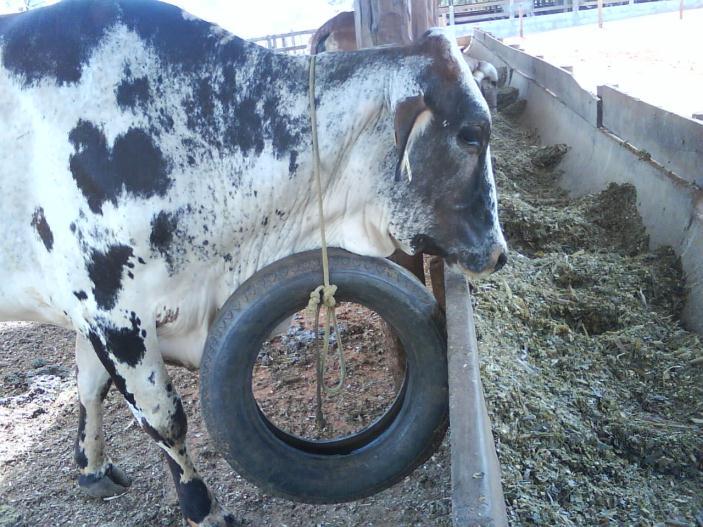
[439,0,663,23]
[249,29,317,55]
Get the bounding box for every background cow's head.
[383,30,507,277]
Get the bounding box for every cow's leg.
[75,333,132,498]
[87,319,238,527]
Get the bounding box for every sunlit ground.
[504,7,703,118]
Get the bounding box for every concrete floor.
[504,7,703,119]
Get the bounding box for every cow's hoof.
[78,463,132,498]
[187,512,243,527]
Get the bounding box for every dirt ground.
[254,305,401,440]
[504,8,703,119]
[1,110,701,526]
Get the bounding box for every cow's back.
[0,0,312,346]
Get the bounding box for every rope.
[307,55,347,430]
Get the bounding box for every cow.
[310,10,500,109]
[309,11,356,54]
[0,0,507,525]
[462,54,499,110]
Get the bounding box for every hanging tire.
[200,248,448,504]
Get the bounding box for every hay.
[475,114,703,525]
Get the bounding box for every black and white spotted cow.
[0,1,507,525]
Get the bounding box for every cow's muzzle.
[449,243,508,278]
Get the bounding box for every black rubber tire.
[200,248,448,504]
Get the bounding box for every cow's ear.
[394,95,427,182]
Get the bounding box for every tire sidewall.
[200,249,448,503]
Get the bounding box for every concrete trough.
[468,29,703,335]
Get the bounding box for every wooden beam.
[354,0,413,48]
[411,0,438,36]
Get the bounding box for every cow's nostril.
[494,251,508,272]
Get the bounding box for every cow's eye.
[457,126,483,149]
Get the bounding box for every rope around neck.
[307,54,347,429]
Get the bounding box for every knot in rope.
[307,284,338,314]
[307,55,346,430]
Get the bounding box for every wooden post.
[680,0,684,19]
[412,0,438,36]
[354,0,436,48]
[518,5,524,37]
[597,0,603,28]
[354,0,413,48]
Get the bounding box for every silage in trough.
[473,114,703,526]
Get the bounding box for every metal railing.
[439,0,652,23]
[249,28,316,55]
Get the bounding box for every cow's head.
[473,60,499,111]
[384,30,507,277]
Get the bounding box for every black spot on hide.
[74,290,88,301]
[0,0,119,86]
[116,76,151,109]
[142,417,173,447]
[179,45,308,161]
[74,402,88,469]
[119,0,216,69]
[150,211,178,258]
[68,120,172,214]
[31,207,54,251]
[87,330,136,408]
[103,311,146,367]
[288,151,298,176]
[172,397,187,440]
[87,244,133,311]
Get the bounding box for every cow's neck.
[206,46,417,288]
[291,50,412,260]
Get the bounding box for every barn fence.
[438,0,667,25]
[248,29,317,55]
[251,0,680,54]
